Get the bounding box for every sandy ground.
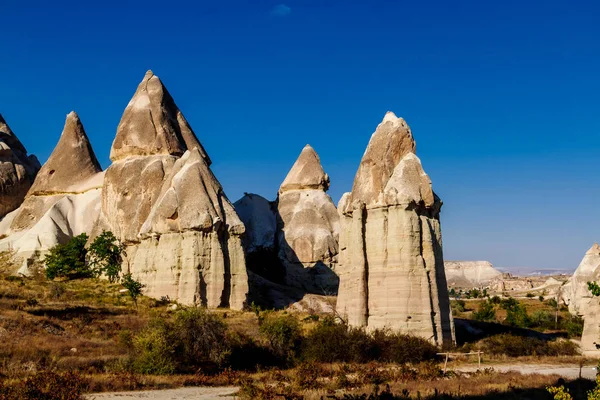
[86,386,238,400]
[86,364,598,399]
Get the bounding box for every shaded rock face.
[276,145,339,293]
[0,115,41,219]
[100,71,248,309]
[0,112,103,274]
[444,261,502,288]
[336,112,454,347]
[563,243,600,316]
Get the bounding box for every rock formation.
[99,71,248,309]
[336,112,454,346]
[444,261,502,287]
[0,114,41,219]
[234,193,277,255]
[276,145,339,293]
[0,112,103,274]
[562,243,600,315]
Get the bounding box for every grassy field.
[0,260,594,399]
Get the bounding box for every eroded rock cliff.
[0,112,103,274]
[336,112,454,346]
[0,114,41,219]
[99,71,248,309]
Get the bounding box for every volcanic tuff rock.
[234,193,277,254]
[0,112,103,274]
[276,145,339,293]
[336,112,454,346]
[563,243,600,316]
[0,114,41,219]
[100,71,248,309]
[444,261,502,287]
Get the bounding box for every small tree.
[44,234,93,280]
[88,231,123,283]
[122,273,145,308]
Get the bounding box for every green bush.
[44,234,92,280]
[88,231,123,283]
[371,329,438,364]
[450,299,466,315]
[529,310,555,330]
[259,312,302,363]
[472,300,496,322]
[132,320,176,374]
[173,307,230,369]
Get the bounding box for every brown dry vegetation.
[0,259,593,399]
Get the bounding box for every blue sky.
[1,0,599,271]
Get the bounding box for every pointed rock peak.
[587,243,600,255]
[280,144,330,192]
[383,152,436,207]
[0,113,27,154]
[348,111,417,208]
[110,71,210,165]
[28,112,102,195]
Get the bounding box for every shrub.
[530,310,555,331]
[0,370,87,399]
[526,292,535,298]
[450,300,466,315]
[472,300,496,322]
[478,334,578,357]
[259,312,302,363]
[562,314,584,338]
[121,273,144,307]
[132,320,176,374]
[371,329,438,364]
[44,234,92,280]
[173,307,230,369]
[503,301,531,328]
[88,231,123,283]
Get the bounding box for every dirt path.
[86,386,238,400]
[86,364,597,399]
[455,363,597,380]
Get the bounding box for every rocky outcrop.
[100,71,248,309]
[276,145,339,293]
[336,112,454,346]
[234,193,277,254]
[0,112,103,274]
[0,114,41,219]
[444,261,502,287]
[562,243,600,315]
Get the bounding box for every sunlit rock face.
[562,243,600,316]
[0,112,103,274]
[336,112,454,347]
[444,261,502,287]
[0,114,41,219]
[275,145,340,294]
[98,71,248,309]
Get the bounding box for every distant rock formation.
[0,112,103,274]
[0,114,41,219]
[234,193,277,255]
[444,261,502,287]
[98,71,247,309]
[336,112,454,346]
[562,243,600,316]
[276,145,339,293]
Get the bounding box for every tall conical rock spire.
[28,112,102,195]
[100,71,248,310]
[347,111,416,210]
[336,112,454,347]
[279,144,329,192]
[275,144,339,293]
[0,114,41,218]
[110,70,210,164]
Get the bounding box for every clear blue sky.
[2,0,599,271]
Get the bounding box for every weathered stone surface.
[100,71,248,309]
[0,113,103,274]
[276,145,339,294]
[563,243,600,315]
[336,112,454,346]
[234,193,277,254]
[0,114,41,219]
[444,261,502,287]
